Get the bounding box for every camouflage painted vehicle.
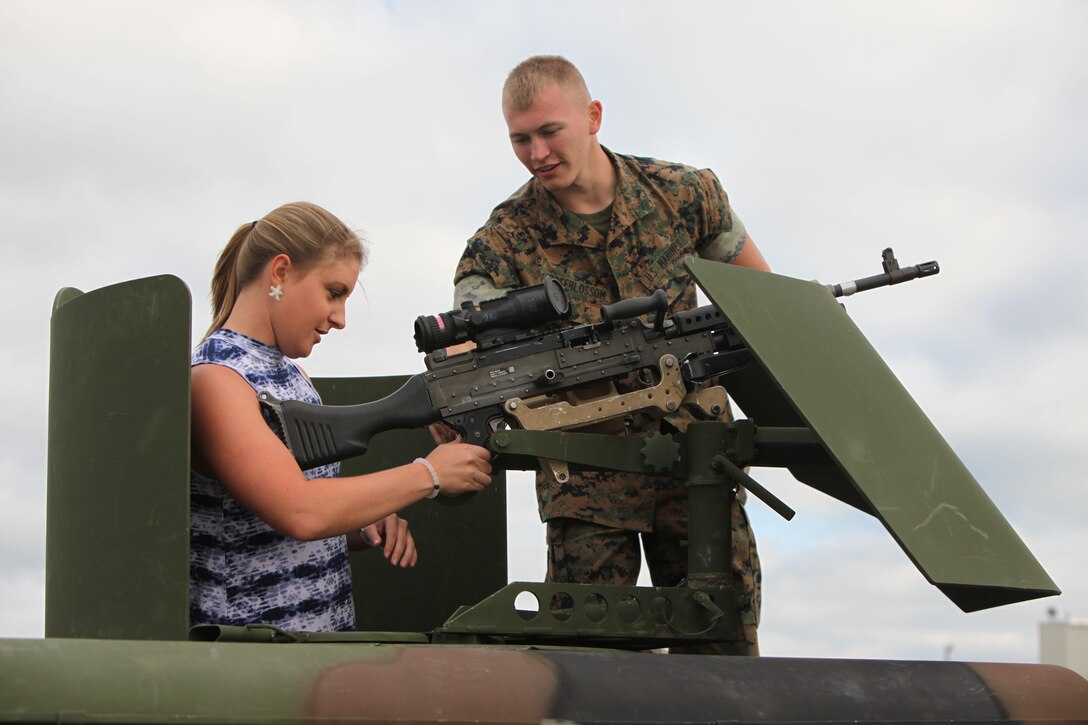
[2,258,1086,723]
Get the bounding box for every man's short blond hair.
[502,55,590,111]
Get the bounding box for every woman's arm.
[190,364,491,543]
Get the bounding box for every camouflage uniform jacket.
[455,148,745,530]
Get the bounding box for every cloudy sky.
[1,0,1085,665]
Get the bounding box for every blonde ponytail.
[203,202,365,340]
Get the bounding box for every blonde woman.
[190,201,492,631]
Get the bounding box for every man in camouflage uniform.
[453,55,770,655]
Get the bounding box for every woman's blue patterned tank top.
[189,328,355,631]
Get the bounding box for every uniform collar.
[528,147,655,249]
[606,147,656,237]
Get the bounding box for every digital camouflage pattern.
[455,148,760,652]
[455,148,744,324]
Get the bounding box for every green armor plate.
[687,258,1058,611]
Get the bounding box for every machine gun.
[258,247,1059,628]
[259,248,937,488]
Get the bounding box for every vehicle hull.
[3,637,1087,723]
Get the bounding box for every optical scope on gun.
[414,276,572,353]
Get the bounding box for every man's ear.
[588,99,603,135]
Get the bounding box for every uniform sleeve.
[697,214,748,263]
[453,228,524,292]
[692,168,747,263]
[453,274,509,308]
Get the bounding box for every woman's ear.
[268,253,293,286]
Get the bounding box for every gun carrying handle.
[600,289,669,326]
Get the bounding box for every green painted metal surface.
[47,275,193,640]
[4,636,1087,723]
[0,637,394,723]
[433,581,739,648]
[687,258,1058,611]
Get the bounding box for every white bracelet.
[415,457,441,499]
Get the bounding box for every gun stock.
[259,374,439,470]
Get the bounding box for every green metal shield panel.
[687,258,1058,611]
[314,377,508,633]
[47,275,192,639]
[45,274,506,640]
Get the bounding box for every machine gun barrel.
[827,247,939,298]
